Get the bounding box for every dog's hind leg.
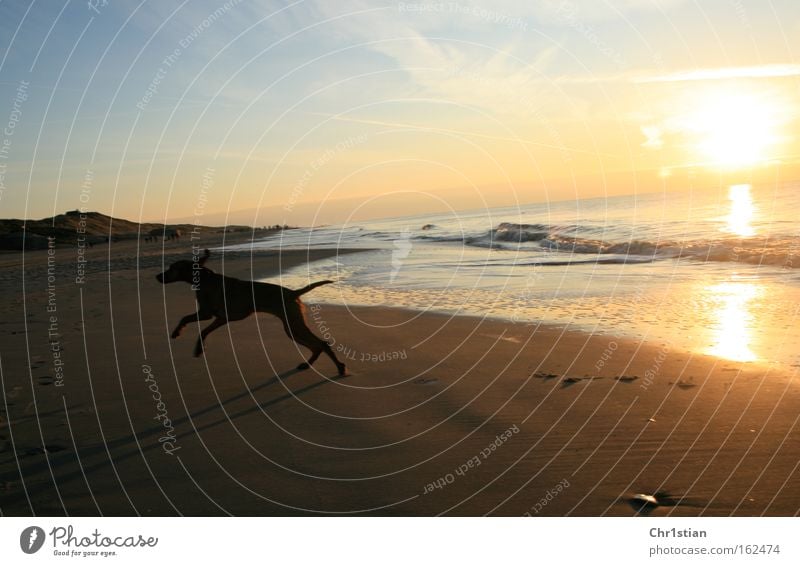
[282,315,348,376]
[171,311,212,338]
[281,320,321,370]
[296,345,346,375]
[194,317,228,357]
[321,342,348,376]
[322,342,348,376]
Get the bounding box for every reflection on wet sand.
[705,281,761,362]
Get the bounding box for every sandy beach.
[1,239,798,516]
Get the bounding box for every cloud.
[531,0,689,24]
[635,64,800,83]
[306,1,571,117]
[532,63,800,88]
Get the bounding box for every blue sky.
[1,0,798,226]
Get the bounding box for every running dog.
[156,249,347,376]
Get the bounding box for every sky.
[0,0,798,227]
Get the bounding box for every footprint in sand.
[532,372,558,380]
[669,379,696,390]
[561,376,604,388]
[37,376,55,386]
[414,378,439,386]
[67,405,94,416]
[615,375,639,383]
[22,444,67,457]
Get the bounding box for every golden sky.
[1,1,798,225]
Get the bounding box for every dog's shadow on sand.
[0,368,347,512]
[185,369,349,437]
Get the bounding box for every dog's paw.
[296,362,310,370]
[171,329,181,339]
[337,365,349,377]
[193,343,204,357]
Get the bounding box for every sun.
[688,90,781,168]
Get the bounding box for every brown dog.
[156,249,347,376]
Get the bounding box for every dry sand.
[1,238,799,516]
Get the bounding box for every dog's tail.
[293,280,334,297]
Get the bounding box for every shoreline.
[303,300,792,374]
[0,243,798,515]
[253,251,798,373]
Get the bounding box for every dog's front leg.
[171,311,211,338]
[193,317,228,357]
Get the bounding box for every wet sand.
[1,239,799,516]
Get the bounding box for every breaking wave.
[415,222,800,268]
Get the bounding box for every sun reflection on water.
[705,281,761,362]
[725,184,756,237]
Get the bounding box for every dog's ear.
[199,248,210,266]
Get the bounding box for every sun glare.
[689,90,781,169]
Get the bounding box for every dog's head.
[156,249,210,284]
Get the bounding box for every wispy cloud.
[305,2,572,117]
[635,64,800,83]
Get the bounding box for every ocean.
[228,181,800,368]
